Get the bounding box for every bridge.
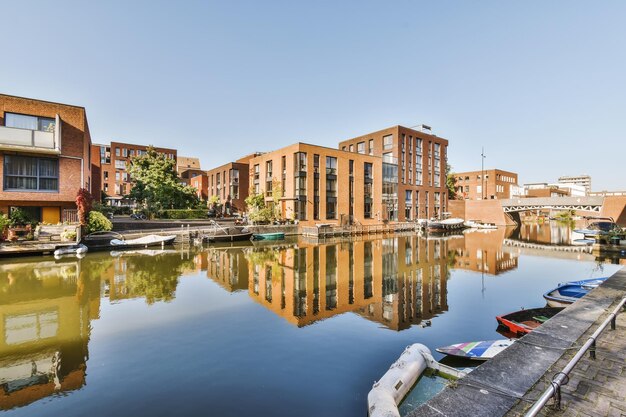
[500,196,605,213]
[449,195,626,226]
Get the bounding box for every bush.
[87,211,113,234]
[248,207,273,224]
[158,209,208,219]
[9,208,37,227]
[61,228,77,241]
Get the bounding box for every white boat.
[367,344,468,417]
[110,234,176,249]
[53,244,88,259]
[464,220,497,229]
[427,218,466,231]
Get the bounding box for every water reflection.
[0,258,100,410]
[3,223,617,413]
[212,236,454,330]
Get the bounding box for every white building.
[558,175,591,194]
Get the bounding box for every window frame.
[3,155,59,192]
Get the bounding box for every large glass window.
[383,134,393,150]
[357,142,365,154]
[5,113,55,132]
[3,155,59,191]
[326,156,337,175]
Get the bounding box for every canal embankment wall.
[407,266,626,417]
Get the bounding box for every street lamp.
[481,147,486,200]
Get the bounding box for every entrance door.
[42,207,61,224]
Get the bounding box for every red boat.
[496,307,563,337]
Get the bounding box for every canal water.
[0,224,621,417]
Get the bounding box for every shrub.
[61,228,78,241]
[248,207,273,224]
[9,208,36,227]
[87,211,113,234]
[76,188,93,226]
[158,209,207,219]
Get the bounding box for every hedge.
[158,209,207,219]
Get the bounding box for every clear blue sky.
[1,1,625,190]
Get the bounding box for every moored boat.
[252,232,285,241]
[496,307,563,336]
[436,339,514,361]
[367,344,468,417]
[203,227,253,243]
[53,244,88,259]
[427,218,466,232]
[543,277,608,307]
[110,234,176,249]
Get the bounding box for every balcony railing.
[0,125,58,153]
[0,114,61,154]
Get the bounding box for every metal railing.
[525,296,626,416]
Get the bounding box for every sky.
[1,0,625,190]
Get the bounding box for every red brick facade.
[0,94,92,223]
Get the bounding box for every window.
[357,142,365,154]
[326,156,337,175]
[295,152,307,171]
[416,138,422,154]
[5,113,55,132]
[383,134,393,150]
[115,147,120,156]
[3,155,59,191]
[368,139,374,155]
[115,172,121,181]
[122,148,128,157]
[104,171,109,180]
[253,164,260,183]
[313,154,320,174]
[349,144,354,152]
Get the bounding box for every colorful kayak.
[252,232,285,240]
[436,339,514,361]
[543,277,608,307]
[496,307,564,337]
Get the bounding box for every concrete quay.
[407,267,626,417]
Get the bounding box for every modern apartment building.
[0,94,92,223]
[454,169,519,200]
[248,143,383,225]
[190,173,209,201]
[339,125,449,221]
[206,161,250,214]
[177,156,203,185]
[558,174,591,194]
[92,142,177,205]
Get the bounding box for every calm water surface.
[1,224,622,416]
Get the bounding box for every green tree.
[127,147,200,214]
[446,163,459,200]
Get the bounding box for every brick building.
[339,125,449,221]
[248,143,383,226]
[0,94,92,223]
[206,161,250,214]
[92,142,177,206]
[190,173,209,201]
[177,156,203,185]
[454,168,519,200]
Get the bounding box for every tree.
[446,163,459,200]
[271,177,283,219]
[127,147,200,213]
[76,188,93,226]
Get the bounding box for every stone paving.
[509,301,626,417]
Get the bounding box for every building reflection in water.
[450,228,519,275]
[204,235,457,330]
[0,258,102,411]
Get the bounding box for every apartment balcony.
[0,118,61,155]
